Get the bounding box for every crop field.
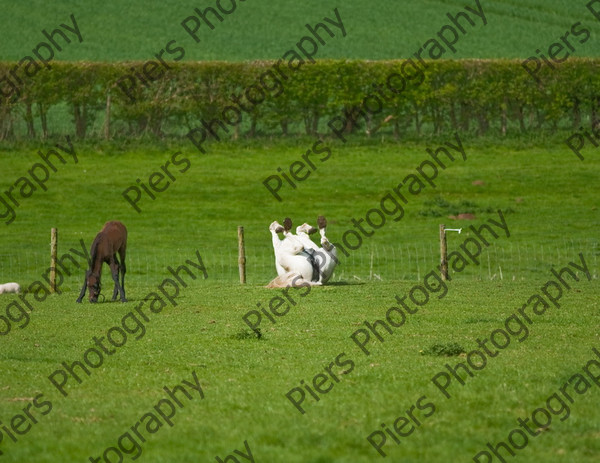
[1,0,600,462]
[2,0,600,61]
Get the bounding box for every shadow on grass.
[325,281,365,286]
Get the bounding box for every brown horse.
[76,221,127,303]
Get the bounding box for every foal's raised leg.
[283,217,293,235]
[318,215,339,269]
[318,215,336,253]
[281,218,307,254]
[314,215,339,283]
[269,221,285,250]
[270,221,286,276]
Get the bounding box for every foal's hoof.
[283,217,292,231]
[270,221,284,233]
[308,227,318,235]
[318,215,327,229]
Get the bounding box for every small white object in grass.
[445,228,462,234]
[0,282,20,294]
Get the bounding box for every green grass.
[1,280,599,462]
[0,137,599,461]
[0,135,598,285]
[2,1,599,461]
[2,0,600,61]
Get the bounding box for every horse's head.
[86,271,101,303]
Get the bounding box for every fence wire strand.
[1,239,597,288]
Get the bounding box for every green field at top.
[1,0,600,62]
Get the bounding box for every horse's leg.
[296,223,319,251]
[110,256,120,301]
[76,270,89,303]
[315,216,338,283]
[110,254,126,302]
[318,216,336,253]
[118,246,127,302]
[269,221,284,250]
[270,221,287,276]
[280,218,306,255]
[282,218,302,247]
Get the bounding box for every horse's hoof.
[308,227,318,235]
[269,221,283,232]
[318,216,327,229]
[76,299,82,303]
[283,217,292,231]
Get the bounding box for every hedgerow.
[0,59,598,140]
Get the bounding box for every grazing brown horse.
[76,221,127,303]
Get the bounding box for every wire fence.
[0,238,597,291]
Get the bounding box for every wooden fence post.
[440,224,448,281]
[238,226,246,284]
[50,228,58,292]
[104,92,111,140]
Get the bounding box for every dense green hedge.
[0,59,598,141]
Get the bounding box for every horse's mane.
[89,232,103,270]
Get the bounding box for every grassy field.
[1,280,599,462]
[0,135,598,284]
[1,0,600,461]
[1,0,600,61]
[0,137,599,462]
